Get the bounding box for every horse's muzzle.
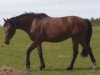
[4,41,10,45]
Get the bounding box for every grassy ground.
[0,27,100,75]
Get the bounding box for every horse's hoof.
[26,66,31,70]
[92,62,97,70]
[39,64,45,71]
[38,67,43,71]
[66,66,73,70]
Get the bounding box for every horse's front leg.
[37,44,45,70]
[26,42,38,70]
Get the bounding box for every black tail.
[81,19,92,57]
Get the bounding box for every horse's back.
[41,17,70,41]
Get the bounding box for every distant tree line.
[90,18,100,26]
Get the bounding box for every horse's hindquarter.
[70,16,87,37]
[43,17,73,42]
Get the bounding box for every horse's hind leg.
[66,37,79,70]
[80,40,96,69]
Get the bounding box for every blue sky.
[0,0,100,25]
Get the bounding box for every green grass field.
[0,27,100,75]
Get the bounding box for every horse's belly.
[45,33,70,42]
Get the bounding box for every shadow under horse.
[3,12,96,70]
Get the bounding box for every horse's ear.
[7,18,9,20]
[3,18,7,22]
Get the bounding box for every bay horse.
[3,12,96,70]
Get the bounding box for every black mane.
[11,12,49,20]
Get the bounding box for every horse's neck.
[15,16,33,31]
[16,21,31,34]
[15,17,39,40]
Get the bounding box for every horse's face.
[3,19,16,45]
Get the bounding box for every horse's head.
[3,18,16,45]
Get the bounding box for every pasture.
[0,26,100,75]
